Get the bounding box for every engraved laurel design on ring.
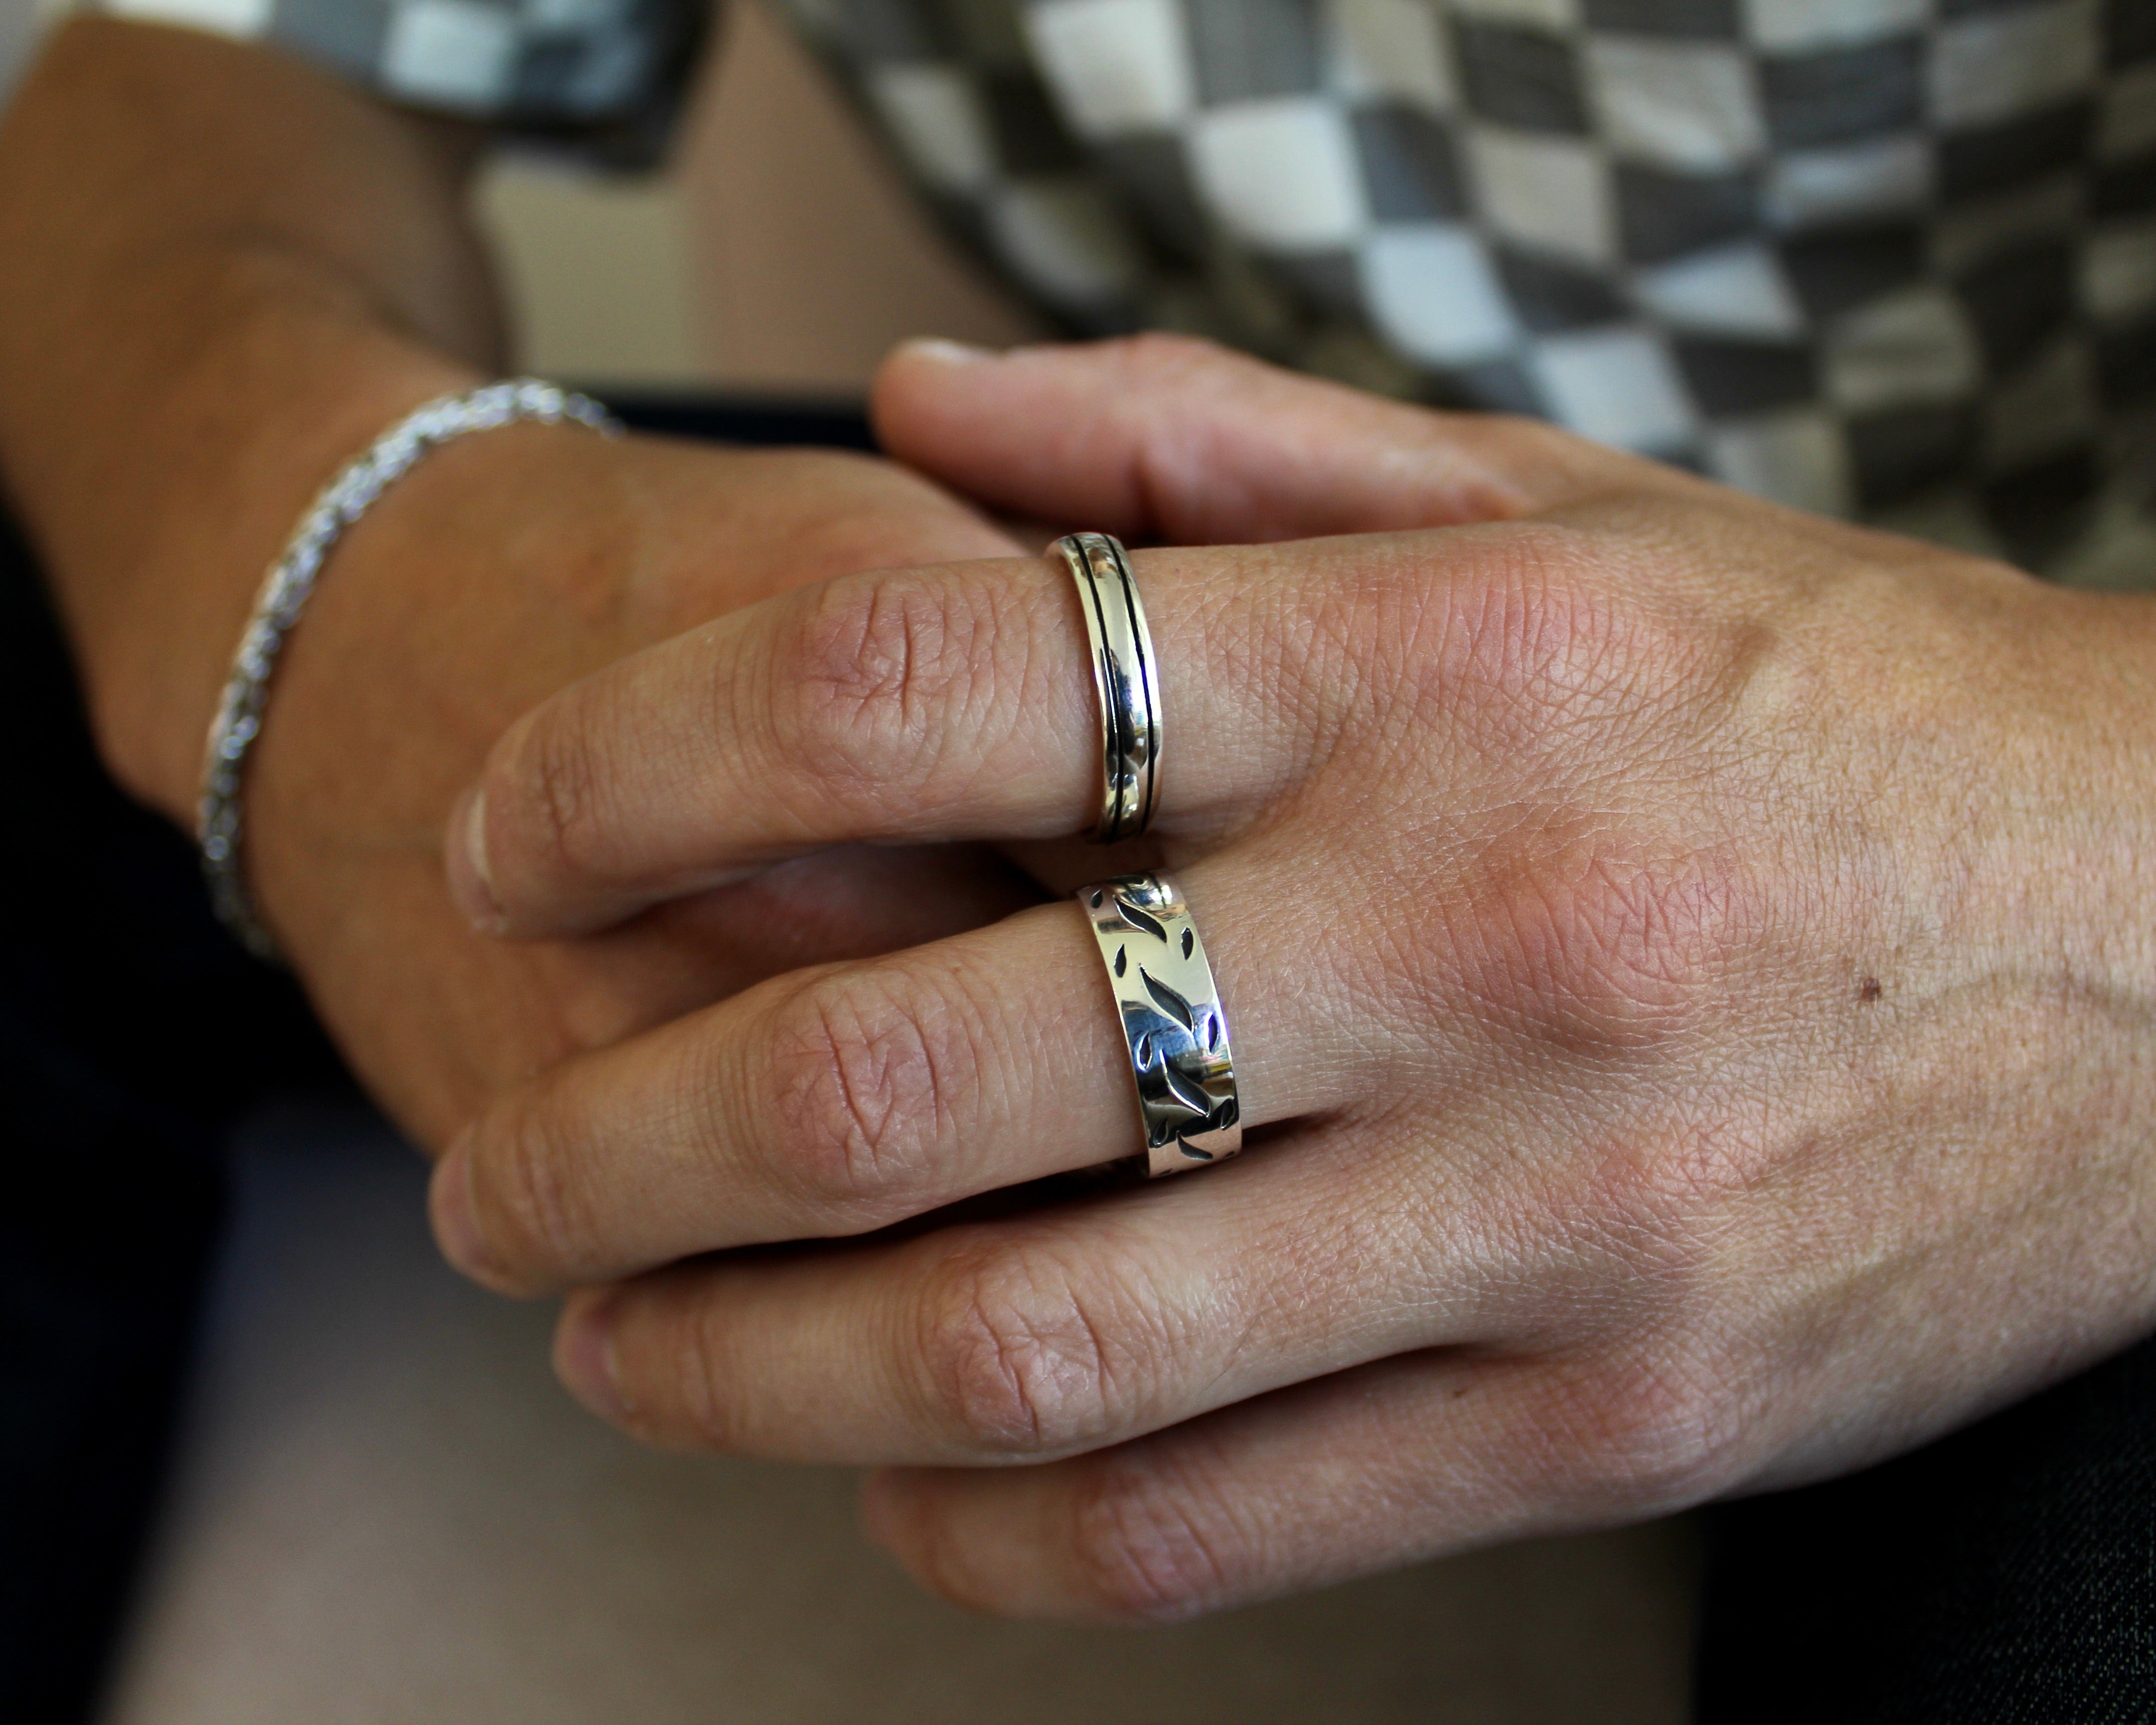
[1057,532,1160,845]
[1078,872,1242,1178]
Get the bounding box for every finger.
[433,852,1371,1293]
[542,1136,1503,1470]
[857,1340,1729,1624]
[453,534,1363,939]
[872,334,1680,544]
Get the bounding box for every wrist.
[1944,579,2156,1039]
[67,299,479,821]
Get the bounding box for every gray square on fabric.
[2096,315,2156,403]
[1096,135,1210,261]
[1492,245,1629,328]
[1581,0,1740,37]
[1671,336,1817,413]
[1270,249,1367,317]
[1185,0,1322,104]
[1613,164,1757,262]
[1760,37,1924,151]
[832,0,952,60]
[270,0,390,75]
[1939,102,2093,199]
[2109,0,2156,66]
[1354,107,1468,221]
[1777,222,1927,318]
[1846,403,1981,506]
[1430,355,1547,415]
[2095,152,2156,215]
[981,72,1086,173]
[1956,239,2078,370]
[1454,22,1590,134]
[1983,444,2102,563]
[516,38,588,111]
[930,0,1029,63]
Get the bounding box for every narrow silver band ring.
[1057,532,1161,845]
[1078,872,1242,1178]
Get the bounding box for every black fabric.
[1697,1336,2156,1721]
[0,504,349,1725]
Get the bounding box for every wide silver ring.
[1078,872,1242,1178]
[1057,532,1160,845]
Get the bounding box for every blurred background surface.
[98,1109,1695,1725]
[0,0,1039,392]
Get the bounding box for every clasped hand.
[427,337,2156,1621]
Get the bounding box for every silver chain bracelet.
[197,378,621,961]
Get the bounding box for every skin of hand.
[432,336,2156,1621]
[0,20,1032,1145]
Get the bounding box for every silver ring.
[1078,872,1242,1178]
[1057,532,1161,845]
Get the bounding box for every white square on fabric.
[1467,127,1614,265]
[1931,0,2100,132]
[1765,135,1930,229]
[1982,338,2099,469]
[1705,409,1853,515]
[1451,0,1579,29]
[1190,98,1368,250]
[1740,0,1927,54]
[1823,287,1983,414]
[1531,327,1698,451]
[1360,223,1518,362]
[104,0,273,36]
[383,0,518,107]
[866,64,996,194]
[1633,243,1805,338]
[1586,38,1764,174]
[2082,218,2156,323]
[987,179,1144,307]
[2098,61,2156,160]
[1024,0,1195,139]
[1322,0,1456,112]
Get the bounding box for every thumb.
[870,334,1644,545]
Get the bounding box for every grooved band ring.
[1058,532,1160,845]
[1078,872,1243,1178]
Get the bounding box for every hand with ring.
[429,336,2156,1622]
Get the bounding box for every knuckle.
[910,1240,1128,1456]
[771,573,987,797]
[469,1088,592,1283]
[1065,1459,1246,1623]
[755,969,975,1221]
[1462,828,1763,1058]
[497,695,620,895]
[1530,1339,1757,1512]
[667,1293,739,1450]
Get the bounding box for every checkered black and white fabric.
[87,0,2156,576]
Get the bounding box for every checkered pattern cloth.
[88,0,2156,578]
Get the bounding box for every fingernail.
[445,786,506,934]
[897,337,994,366]
[428,1132,501,1286]
[557,1291,629,1424]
